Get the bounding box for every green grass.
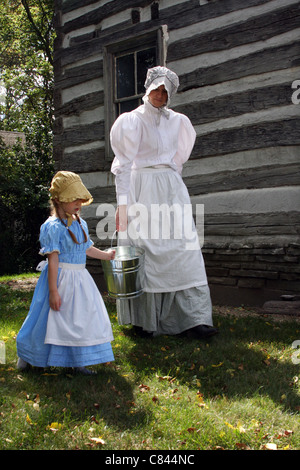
[0,273,299,450]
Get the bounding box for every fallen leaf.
[224,421,235,430]
[196,392,208,408]
[34,394,40,403]
[26,414,33,425]
[89,437,105,445]
[47,422,63,432]
[236,443,250,450]
[236,421,246,433]
[261,443,277,450]
[156,374,172,382]
[187,427,196,433]
[263,359,271,366]
[139,384,150,392]
[226,368,235,378]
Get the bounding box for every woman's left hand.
[116,205,128,232]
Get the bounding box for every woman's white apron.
[118,167,208,293]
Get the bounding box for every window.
[115,46,156,115]
[104,26,168,160]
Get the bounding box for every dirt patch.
[1,277,299,323]
[213,305,300,323]
[0,277,39,291]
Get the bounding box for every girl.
[17,171,115,375]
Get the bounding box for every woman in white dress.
[110,66,218,339]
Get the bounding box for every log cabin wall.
[53,0,300,306]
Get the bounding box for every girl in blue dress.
[16,171,115,375]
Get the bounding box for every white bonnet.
[144,66,179,105]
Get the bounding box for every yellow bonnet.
[49,171,93,206]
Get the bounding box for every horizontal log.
[203,211,300,237]
[204,212,300,227]
[158,0,271,32]
[55,121,104,147]
[87,185,116,203]
[60,147,106,173]
[179,41,300,92]
[55,60,103,88]
[185,162,300,195]
[55,91,104,118]
[174,82,293,126]
[192,118,300,158]
[168,4,300,61]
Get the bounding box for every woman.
[110,66,218,339]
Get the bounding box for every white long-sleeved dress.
[110,99,213,335]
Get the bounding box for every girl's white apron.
[44,263,114,346]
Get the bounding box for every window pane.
[116,54,135,99]
[119,98,140,114]
[137,47,156,94]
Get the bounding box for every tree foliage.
[0,1,55,274]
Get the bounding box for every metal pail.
[102,240,145,299]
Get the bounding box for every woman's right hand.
[116,205,128,232]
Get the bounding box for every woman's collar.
[143,96,170,119]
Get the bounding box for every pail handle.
[111,230,118,249]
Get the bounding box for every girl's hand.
[49,290,61,311]
[47,252,60,310]
[104,249,116,261]
[86,246,116,260]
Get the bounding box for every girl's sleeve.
[173,114,196,174]
[110,112,142,205]
[39,220,61,256]
[81,218,94,250]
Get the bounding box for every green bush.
[0,130,53,274]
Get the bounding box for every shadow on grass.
[119,313,300,413]
[3,364,151,433]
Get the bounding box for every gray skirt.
[117,285,213,335]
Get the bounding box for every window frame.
[104,26,168,161]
